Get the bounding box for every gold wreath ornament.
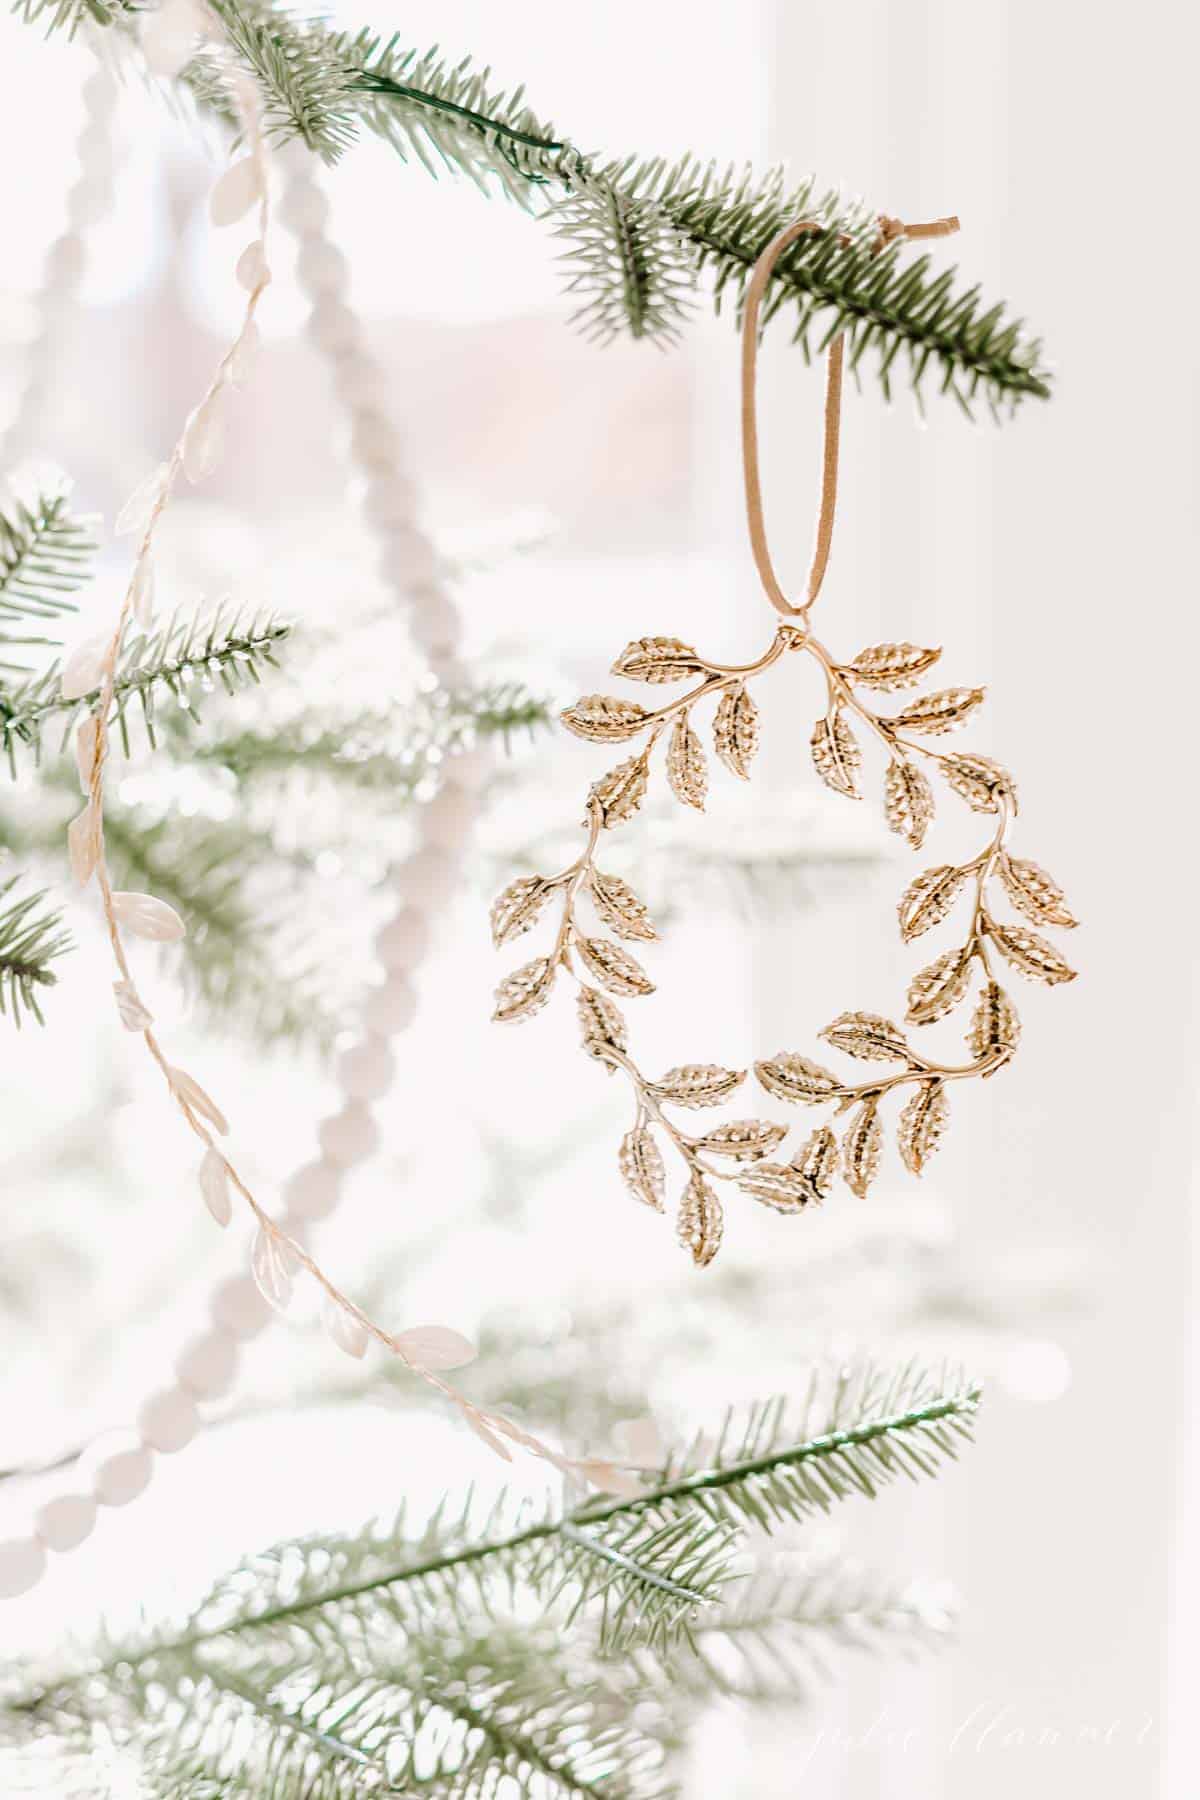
[490,215,1078,1267]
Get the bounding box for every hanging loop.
[740,212,960,622]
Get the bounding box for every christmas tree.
[0,4,1071,1793]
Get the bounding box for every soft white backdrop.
[0,3,1196,1796]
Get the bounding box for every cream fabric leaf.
[395,1326,478,1370]
[210,155,262,227]
[74,716,99,793]
[168,1066,229,1135]
[323,1295,369,1360]
[114,464,167,537]
[112,979,153,1033]
[181,390,227,484]
[67,805,98,887]
[251,1228,296,1312]
[199,1147,232,1228]
[59,636,108,702]
[111,891,186,942]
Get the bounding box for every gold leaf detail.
[884,759,934,849]
[898,864,969,942]
[737,1163,819,1212]
[887,686,986,735]
[590,755,649,828]
[588,868,657,941]
[999,854,1078,929]
[677,1171,723,1267]
[842,1099,884,1197]
[968,981,1022,1061]
[906,946,972,1025]
[576,935,655,997]
[941,753,1018,815]
[560,694,651,742]
[492,956,556,1024]
[618,1127,666,1211]
[490,875,553,948]
[791,1125,839,1198]
[694,1118,788,1161]
[577,985,628,1060]
[666,712,708,811]
[611,635,702,684]
[713,683,760,779]
[810,710,862,799]
[754,1052,843,1105]
[898,1081,949,1175]
[845,642,942,691]
[650,1064,746,1108]
[989,923,1077,986]
[819,1011,911,1063]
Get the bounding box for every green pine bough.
[0,606,292,777]
[0,470,558,1040]
[2,1363,979,1799]
[19,0,1051,415]
[0,874,70,1024]
[0,477,95,676]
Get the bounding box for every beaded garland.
[0,45,622,1602]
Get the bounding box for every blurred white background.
[0,3,1197,1796]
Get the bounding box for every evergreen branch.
[35,1364,972,1676]
[0,873,70,1026]
[330,32,1049,409]
[0,606,291,777]
[95,805,343,1049]
[0,477,95,675]
[15,1625,674,1800]
[554,179,698,346]
[625,1362,980,1533]
[0,672,544,1055]
[630,1561,956,1703]
[194,679,552,789]
[10,0,129,38]
[202,0,360,159]
[174,1495,736,1661]
[3,1366,976,1795]
[25,2,1050,409]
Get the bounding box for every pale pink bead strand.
[0,64,115,469]
[9,141,484,1599]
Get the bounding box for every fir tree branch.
[28,1363,974,1675]
[3,1366,977,1796]
[613,1362,980,1530]
[84,1627,674,1800]
[629,1561,956,1703]
[0,873,70,1026]
[277,24,1049,410]
[0,477,95,675]
[194,680,552,789]
[172,1497,735,1661]
[0,607,291,777]
[10,0,129,39]
[0,676,548,1054]
[22,2,1050,410]
[96,806,338,1043]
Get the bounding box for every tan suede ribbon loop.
[740,212,960,621]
